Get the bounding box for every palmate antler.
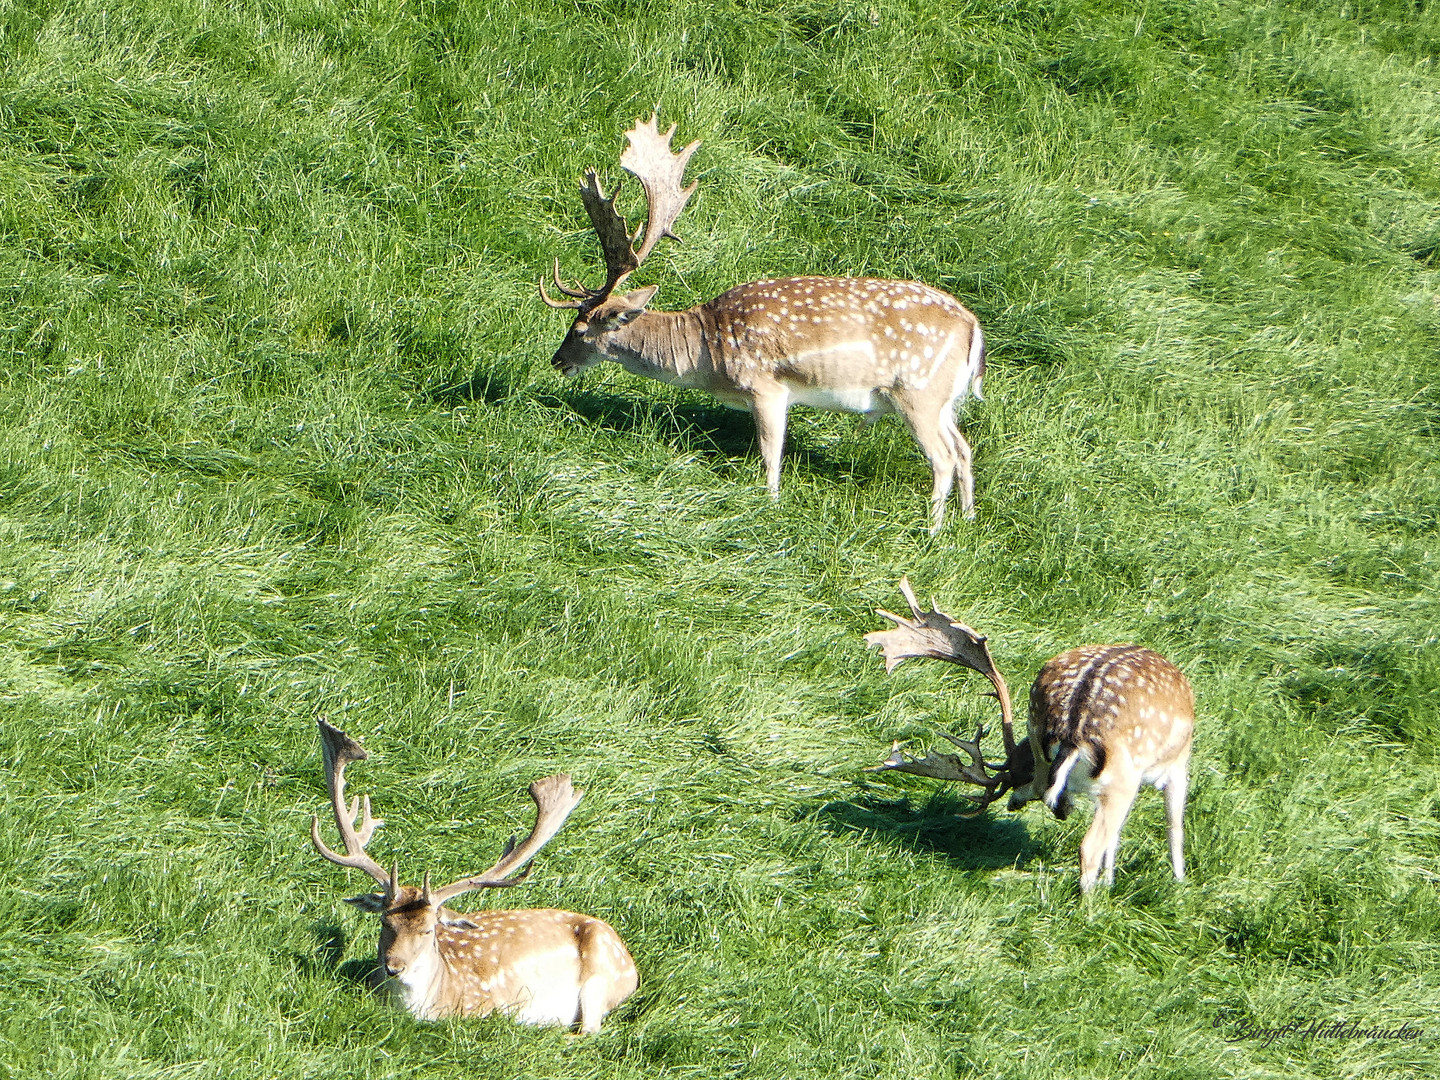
[423,775,584,906]
[864,579,1049,814]
[311,717,393,888]
[871,723,1018,818]
[874,725,1004,784]
[540,113,700,311]
[619,114,701,265]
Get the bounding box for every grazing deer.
[865,580,1194,892]
[309,718,637,1029]
[540,115,987,532]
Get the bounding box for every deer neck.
[385,937,446,1019]
[604,308,706,385]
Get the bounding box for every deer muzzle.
[550,333,594,377]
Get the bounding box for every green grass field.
[3,0,1439,1076]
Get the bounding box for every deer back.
[700,277,983,394]
[1030,645,1194,781]
[366,888,637,1024]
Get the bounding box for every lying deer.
[309,718,637,1029]
[540,115,987,532]
[865,580,1194,892]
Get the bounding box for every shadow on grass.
[426,366,520,408]
[307,920,381,990]
[340,958,385,992]
[556,385,759,460]
[436,366,929,483]
[813,790,1037,871]
[425,366,757,459]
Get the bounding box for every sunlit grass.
[1,0,1438,1077]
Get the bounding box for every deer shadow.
[555,385,758,458]
[426,364,741,446]
[425,365,525,409]
[811,789,1038,871]
[305,920,382,990]
[341,957,385,992]
[424,362,931,488]
[426,365,751,454]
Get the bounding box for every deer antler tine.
[310,718,391,887]
[428,775,583,905]
[936,726,1005,789]
[550,258,590,298]
[538,275,585,309]
[309,813,328,850]
[897,576,924,621]
[354,794,382,846]
[938,722,987,746]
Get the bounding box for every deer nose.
[550,335,589,375]
[385,962,405,978]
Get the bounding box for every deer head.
[540,113,700,375]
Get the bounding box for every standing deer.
[540,115,987,532]
[309,718,637,1029]
[864,580,1194,892]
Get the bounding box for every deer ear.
[595,285,658,329]
[620,284,659,309]
[344,892,387,913]
[437,909,479,929]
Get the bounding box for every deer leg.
[895,400,957,534]
[1079,781,1139,893]
[577,976,609,1035]
[941,409,975,520]
[750,388,790,499]
[1162,758,1190,882]
[575,921,635,1034]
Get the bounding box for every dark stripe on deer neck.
[1060,645,1144,769]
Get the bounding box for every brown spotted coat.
[550,276,986,531]
[351,888,638,1031]
[1024,645,1195,892]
